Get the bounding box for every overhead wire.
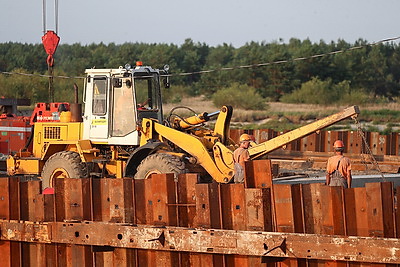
[0,71,81,79]
[1,36,400,80]
[170,35,400,77]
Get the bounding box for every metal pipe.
[73,83,79,104]
[206,110,220,119]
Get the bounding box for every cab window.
[112,78,136,136]
[93,77,107,115]
[134,76,159,110]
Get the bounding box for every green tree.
[212,83,266,110]
[281,77,339,104]
[1,39,400,104]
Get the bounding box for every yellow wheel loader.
[6,62,360,189]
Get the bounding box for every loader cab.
[82,64,164,145]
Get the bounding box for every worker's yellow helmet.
[239,133,252,143]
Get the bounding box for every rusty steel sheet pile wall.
[231,129,400,156]
[233,129,400,173]
[0,160,400,266]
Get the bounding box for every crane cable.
[42,0,60,102]
[352,116,386,181]
[55,0,59,34]
[42,0,46,34]
[42,0,59,34]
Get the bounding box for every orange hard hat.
[239,133,252,142]
[333,140,345,148]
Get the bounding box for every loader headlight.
[124,63,131,70]
[163,64,170,72]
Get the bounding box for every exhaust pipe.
[70,83,83,122]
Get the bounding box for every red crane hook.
[42,30,60,67]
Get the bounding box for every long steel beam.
[248,105,359,159]
[1,220,399,263]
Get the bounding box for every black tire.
[41,151,88,189]
[134,153,186,181]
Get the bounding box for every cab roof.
[85,65,160,76]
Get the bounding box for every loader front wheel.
[134,153,186,181]
[41,151,88,190]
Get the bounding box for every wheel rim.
[49,168,70,187]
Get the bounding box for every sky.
[1,0,400,48]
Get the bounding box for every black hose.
[22,125,34,152]
[166,106,199,127]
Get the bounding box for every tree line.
[0,38,399,108]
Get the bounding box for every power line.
[0,71,81,79]
[170,36,400,77]
[1,36,400,80]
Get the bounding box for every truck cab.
[83,62,165,146]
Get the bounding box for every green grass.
[360,109,400,123]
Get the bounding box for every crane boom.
[248,105,360,159]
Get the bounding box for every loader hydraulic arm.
[248,105,360,159]
[141,118,234,183]
[140,106,235,183]
[172,111,218,130]
[169,105,233,145]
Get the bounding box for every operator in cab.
[233,134,252,183]
[326,140,352,188]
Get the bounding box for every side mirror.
[163,65,170,89]
[163,77,170,89]
[113,78,122,88]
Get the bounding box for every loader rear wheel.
[41,151,88,190]
[134,153,186,181]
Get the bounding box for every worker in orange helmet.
[233,133,252,183]
[326,140,352,188]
